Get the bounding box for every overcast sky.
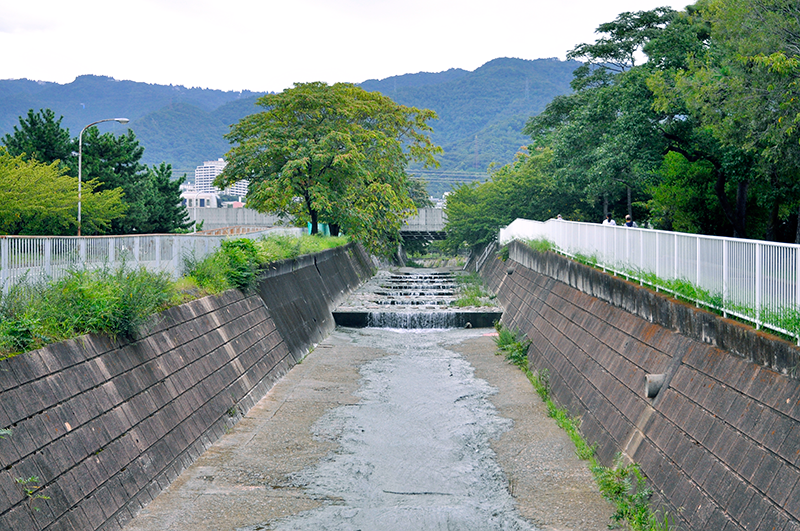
[1,0,688,93]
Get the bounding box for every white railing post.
[134,236,140,265]
[796,246,800,345]
[155,236,161,271]
[613,226,617,275]
[655,232,660,292]
[639,230,644,285]
[1,238,8,295]
[755,242,761,329]
[696,237,701,307]
[109,237,115,266]
[723,239,729,317]
[79,238,87,267]
[173,236,181,279]
[673,233,678,282]
[44,238,52,278]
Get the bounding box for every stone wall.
[482,241,800,531]
[0,242,374,531]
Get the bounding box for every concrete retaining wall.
[0,242,374,531]
[482,241,800,531]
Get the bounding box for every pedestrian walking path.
[123,328,611,531]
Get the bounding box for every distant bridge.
[400,208,447,241]
[191,207,447,240]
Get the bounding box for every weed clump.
[451,273,496,308]
[0,265,173,357]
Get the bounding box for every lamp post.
[78,117,130,236]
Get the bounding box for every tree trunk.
[767,197,780,241]
[603,195,608,218]
[309,209,318,235]
[627,186,632,218]
[330,224,340,237]
[714,169,748,238]
[734,181,748,238]
[795,203,800,244]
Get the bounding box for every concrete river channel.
[124,269,611,531]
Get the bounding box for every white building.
[194,159,249,197]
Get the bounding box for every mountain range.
[0,58,579,196]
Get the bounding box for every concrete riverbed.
[123,327,612,531]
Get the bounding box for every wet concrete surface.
[123,328,612,531]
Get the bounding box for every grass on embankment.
[0,234,349,359]
[494,322,677,531]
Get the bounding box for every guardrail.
[0,227,304,295]
[500,218,800,342]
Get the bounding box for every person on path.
[602,213,616,226]
[624,215,637,228]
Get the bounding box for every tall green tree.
[137,163,192,233]
[218,82,441,255]
[442,148,585,251]
[74,128,187,234]
[662,0,800,240]
[0,148,126,235]
[2,108,190,235]
[2,109,75,166]
[525,9,680,221]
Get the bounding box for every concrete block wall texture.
[481,242,800,531]
[256,244,375,360]
[0,242,373,531]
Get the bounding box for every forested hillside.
[362,58,579,194]
[0,59,578,194]
[0,75,265,173]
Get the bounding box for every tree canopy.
[445,0,800,248]
[218,82,441,255]
[2,108,74,167]
[1,109,191,235]
[0,148,126,235]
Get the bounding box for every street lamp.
[78,117,130,236]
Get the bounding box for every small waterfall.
[333,269,502,329]
[367,311,464,329]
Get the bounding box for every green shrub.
[497,246,510,261]
[220,239,260,291]
[493,323,530,368]
[0,265,173,357]
[184,251,234,295]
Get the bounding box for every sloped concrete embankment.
[0,242,374,531]
[481,240,800,531]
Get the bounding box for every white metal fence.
[500,218,800,341]
[0,227,304,295]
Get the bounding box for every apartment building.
[194,159,248,197]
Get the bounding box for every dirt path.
[123,329,612,531]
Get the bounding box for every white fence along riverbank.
[0,227,304,294]
[500,218,800,341]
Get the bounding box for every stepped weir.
[333,268,503,328]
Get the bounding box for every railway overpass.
[191,207,447,240]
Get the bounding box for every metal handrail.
[500,218,800,342]
[0,227,304,295]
